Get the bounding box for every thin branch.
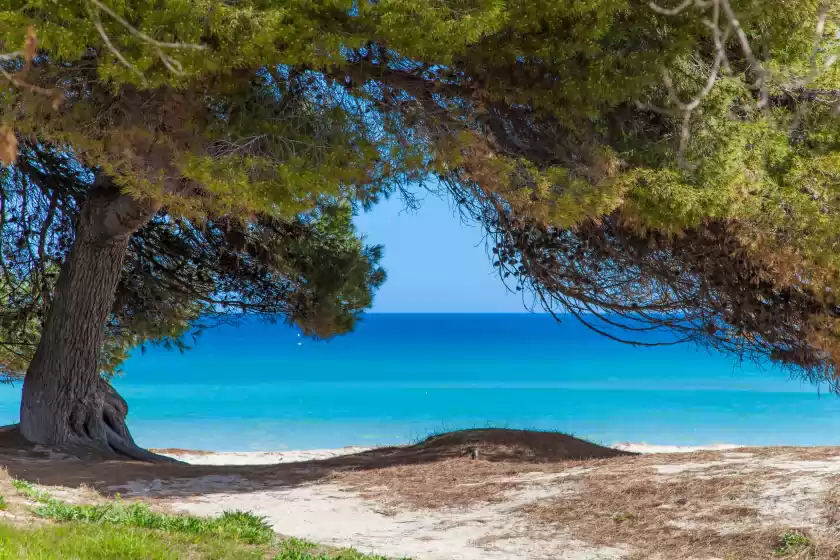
[88,0,206,51]
[634,100,676,116]
[87,0,206,80]
[88,3,147,85]
[649,0,694,16]
[661,52,723,112]
[702,0,730,73]
[718,0,769,107]
[678,110,695,169]
[0,51,23,61]
[793,2,838,88]
[0,66,54,97]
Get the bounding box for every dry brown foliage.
[336,457,533,510]
[522,472,760,552]
[411,428,631,463]
[334,429,628,509]
[521,469,840,559]
[822,476,840,526]
[330,432,840,559]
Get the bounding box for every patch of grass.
[12,479,273,545]
[0,523,403,560]
[273,537,409,560]
[774,530,811,556]
[0,496,6,511]
[11,478,50,502]
[3,480,406,559]
[277,537,318,557]
[273,547,397,560]
[0,522,267,560]
[36,501,273,545]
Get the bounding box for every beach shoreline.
[153,446,374,465]
[156,441,746,465]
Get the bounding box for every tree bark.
[19,179,172,461]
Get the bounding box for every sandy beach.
[145,440,840,559]
[156,446,373,466]
[4,428,837,559]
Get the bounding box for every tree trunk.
[19,180,171,462]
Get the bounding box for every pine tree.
[1,0,839,458]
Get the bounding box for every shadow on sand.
[0,426,631,498]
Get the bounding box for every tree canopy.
[0,0,839,456]
[0,143,387,380]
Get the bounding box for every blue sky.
[355,192,525,313]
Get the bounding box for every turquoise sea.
[1,313,840,451]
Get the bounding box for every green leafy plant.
[11,479,51,502]
[774,530,811,556]
[612,512,636,524]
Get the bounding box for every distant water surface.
[1,314,838,451]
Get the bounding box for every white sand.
[611,442,745,454]
[161,447,370,466]
[161,442,745,466]
[126,446,840,560]
[151,472,627,560]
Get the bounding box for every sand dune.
[159,441,746,466]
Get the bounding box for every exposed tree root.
[22,379,183,464]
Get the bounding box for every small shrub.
[774,530,811,556]
[272,540,406,560]
[278,537,318,554]
[612,512,635,524]
[11,478,50,502]
[0,495,6,511]
[215,510,274,544]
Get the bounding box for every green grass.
[2,479,408,559]
[774,530,811,556]
[274,537,397,559]
[0,523,400,559]
[0,496,6,511]
[36,501,274,544]
[11,479,51,502]
[0,523,269,560]
[12,478,273,545]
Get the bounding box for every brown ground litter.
[823,478,840,525]
[334,429,628,509]
[335,457,537,509]
[0,427,628,498]
[521,469,838,559]
[412,429,632,462]
[618,527,840,560]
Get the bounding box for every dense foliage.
[0,142,386,379]
[1,0,840,387]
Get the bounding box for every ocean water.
[1,313,840,451]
